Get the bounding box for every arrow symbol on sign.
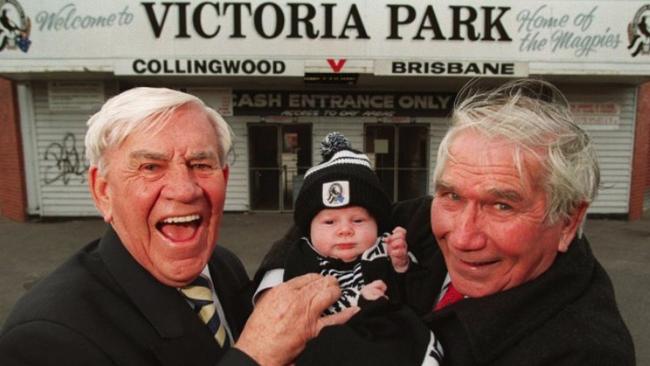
[327,59,346,73]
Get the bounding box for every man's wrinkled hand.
[235,274,358,365]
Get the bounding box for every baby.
[281,132,442,366]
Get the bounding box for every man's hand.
[386,226,409,273]
[360,279,387,301]
[235,274,358,365]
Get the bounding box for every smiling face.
[310,206,378,262]
[430,129,582,298]
[89,104,229,287]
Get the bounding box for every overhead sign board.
[1,1,650,76]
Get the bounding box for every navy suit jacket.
[0,228,256,366]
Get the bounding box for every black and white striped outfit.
[313,235,386,315]
[283,233,444,366]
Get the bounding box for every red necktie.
[434,283,464,311]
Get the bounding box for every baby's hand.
[386,226,409,273]
[360,280,387,301]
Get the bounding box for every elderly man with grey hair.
[255,79,634,365]
[0,87,356,366]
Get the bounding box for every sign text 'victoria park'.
[142,2,511,41]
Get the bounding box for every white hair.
[434,79,600,231]
[85,87,233,174]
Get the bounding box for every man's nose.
[450,203,487,250]
[161,165,202,202]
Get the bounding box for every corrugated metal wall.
[427,117,451,195]
[30,81,115,216]
[222,116,252,211]
[564,85,636,214]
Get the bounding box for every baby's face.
[310,206,378,262]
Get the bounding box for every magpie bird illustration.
[0,9,19,32]
[639,16,650,38]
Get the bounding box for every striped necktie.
[180,275,229,347]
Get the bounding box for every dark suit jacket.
[0,228,256,366]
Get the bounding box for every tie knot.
[180,275,214,306]
[189,274,211,288]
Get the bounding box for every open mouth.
[156,214,203,242]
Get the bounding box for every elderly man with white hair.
[256,79,635,365]
[0,87,356,366]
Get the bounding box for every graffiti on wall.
[43,132,89,185]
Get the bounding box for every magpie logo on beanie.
[323,181,350,207]
[294,132,391,234]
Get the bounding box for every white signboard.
[2,1,650,76]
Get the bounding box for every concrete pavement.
[1,212,648,363]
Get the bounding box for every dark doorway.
[365,124,429,201]
[248,124,312,211]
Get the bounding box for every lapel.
[98,227,227,366]
[431,236,594,364]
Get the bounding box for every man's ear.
[557,202,589,253]
[89,166,112,223]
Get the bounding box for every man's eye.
[353,218,365,223]
[192,163,213,171]
[142,163,159,172]
[494,202,513,211]
[324,220,334,225]
[442,192,460,201]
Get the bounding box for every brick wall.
[646,89,650,214]
[647,102,650,188]
[0,78,27,221]
[629,82,650,220]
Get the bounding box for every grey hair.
[85,87,233,174]
[434,79,600,231]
